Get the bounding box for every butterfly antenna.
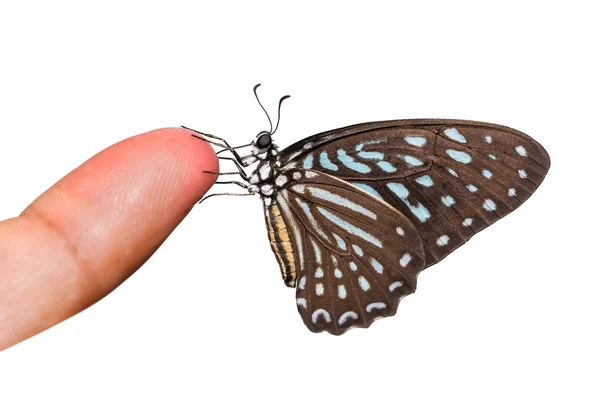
[253,83,273,133]
[272,95,291,135]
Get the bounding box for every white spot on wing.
[370,258,384,274]
[389,281,403,292]
[483,199,497,211]
[315,267,324,278]
[462,218,473,227]
[515,145,527,157]
[315,283,324,296]
[436,235,449,246]
[297,298,307,309]
[338,311,359,325]
[396,227,405,236]
[508,188,516,197]
[358,276,370,291]
[482,169,493,179]
[334,268,343,278]
[312,309,331,323]
[349,261,358,271]
[299,276,306,289]
[338,285,347,299]
[484,135,492,143]
[467,184,478,192]
[366,302,387,312]
[399,253,412,267]
[518,169,528,179]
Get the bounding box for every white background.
[1,1,598,399]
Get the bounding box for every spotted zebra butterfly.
[187,84,550,335]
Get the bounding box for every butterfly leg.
[217,157,251,179]
[204,170,250,182]
[199,192,255,204]
[184,126,250,161]
[215,181,249,189]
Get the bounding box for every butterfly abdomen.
[265,203,297,288]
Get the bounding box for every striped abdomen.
[265,203,297,287]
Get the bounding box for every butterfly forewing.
[270,168,426,334]
[278,119,550,267]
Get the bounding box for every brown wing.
[278,119,550,267]
[270,168,426,335]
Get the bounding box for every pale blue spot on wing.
[358,151,384,160]
[401,155,424,167]
[303,154,314,169]
[295,198,330,242]
[352,245,363,256]
[337,149,371,173]
[441,195,455,207]
[370,258,384,274]
[386,182,431,222]
[310,238,322,265]
[377,161,397,172]
[387,182,409,198]
[404,136,427,147]
[446,149,472,164]
[355,138,387,152]
[317,207,382,248]
[467,184,478,192]
[332,233,347,250]
[352,183,383,200]
[483,199,497,211]
[482,169,493,179]
[415,175,434,187]
[307,186,377,219]
[443,127,467,143]
[319,151,339,171]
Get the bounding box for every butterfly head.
[252,131,273,153]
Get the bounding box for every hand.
[0,128,217,351]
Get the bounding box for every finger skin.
[0,127,218,350]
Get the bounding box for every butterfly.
[187,84,551,335]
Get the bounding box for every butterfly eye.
[256,133,272,149]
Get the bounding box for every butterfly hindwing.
[277,119,550,267]
[269,168,426,334]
